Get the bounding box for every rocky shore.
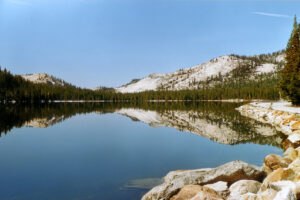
[142,101,300,200]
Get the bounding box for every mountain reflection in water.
[0,102,285,147]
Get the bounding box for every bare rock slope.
[116,53,284,93]
[21,73,66,86]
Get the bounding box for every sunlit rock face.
[116,53,284,93]
[21,73,65,86]
[24,116,65,128]
[116,108,283,146]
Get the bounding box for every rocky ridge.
[116,52,284,93]
[21,73,66,86]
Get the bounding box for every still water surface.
[0,102,284,200]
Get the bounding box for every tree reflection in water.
[0,102,286,147]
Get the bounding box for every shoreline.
[142,101,300,200]
[0,99,275,104]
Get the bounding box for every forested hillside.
[0,68,102,101]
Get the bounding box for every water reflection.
[0,102,285,147]
[122,178,163,190]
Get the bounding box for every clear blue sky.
[0,0,299,88]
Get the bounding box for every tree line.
[0,66,280,102]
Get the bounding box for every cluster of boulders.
[142,161,266,200]
[237,103,300,141]
[237,103,300,200]
[142,102,300,200]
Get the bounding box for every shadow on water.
[0,102,286,148]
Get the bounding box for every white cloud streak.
[253,12,291,18]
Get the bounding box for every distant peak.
[21,73,65,86]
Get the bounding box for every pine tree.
[280,15,300,105]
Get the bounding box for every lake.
[0,102,284,200]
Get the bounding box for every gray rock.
[227,180,261,200]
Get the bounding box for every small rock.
[268,180,300,199]
[284,147,298,161]
[260,168,284,192]
[260,168,296,192]
[281,125,293,135]
[288,134,300,144]
[291,121,300,130]
[191,192,223,200]
[295,146,300,155]
[283,139,295,152]
[163,168,211,183]
[294,130,300,134]
[227,180,261,200]
[282,115,296,125]
[205,181,228,192]
[295,181,300,199]
[262,163,273,175]
[273,187,296,200]
[170,185,223,200]
[238,193,257,200]
[264,154,291,171]
[258,188,278,200]
[269,180,296,192]
[288,158,300,181]
[205,181,228,198]
[236,188,278,200]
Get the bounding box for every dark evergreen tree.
[280,16,300,105]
